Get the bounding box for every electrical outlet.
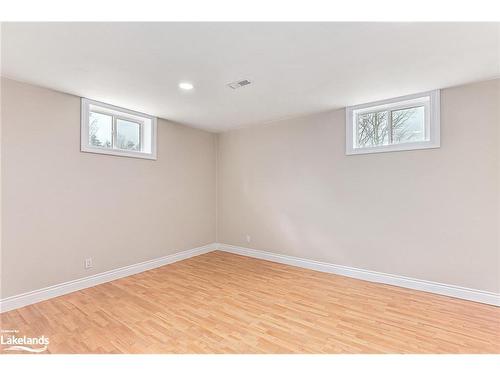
[246,234,251,243]
[84,258,93,269]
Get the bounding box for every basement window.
[81,98,157,159]
[345,90,440,155]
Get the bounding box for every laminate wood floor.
[1,251,499,353]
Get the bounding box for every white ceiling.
[2,22,499,131]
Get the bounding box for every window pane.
[356,111,389,147]
[391,106,425,144]
[89,112,112,148]
[116,119,141,151]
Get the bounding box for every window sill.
[81,145,157,160]
[346,140,440,155]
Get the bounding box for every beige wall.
[1,77,498,298]
[1,78,216,298]
[217,79,500,293]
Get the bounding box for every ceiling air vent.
[227,79,252,89]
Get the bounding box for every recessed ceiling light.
[179,82,194,90]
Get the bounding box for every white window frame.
[81,98,157,160]
[345,90,440,155]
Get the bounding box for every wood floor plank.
[1,251,499,354]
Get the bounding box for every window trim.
[81,98,157,160]
[345,90,440,155]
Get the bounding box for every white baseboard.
[2,242,497,313]
[0,243,216,313]
[216,243,500,307]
